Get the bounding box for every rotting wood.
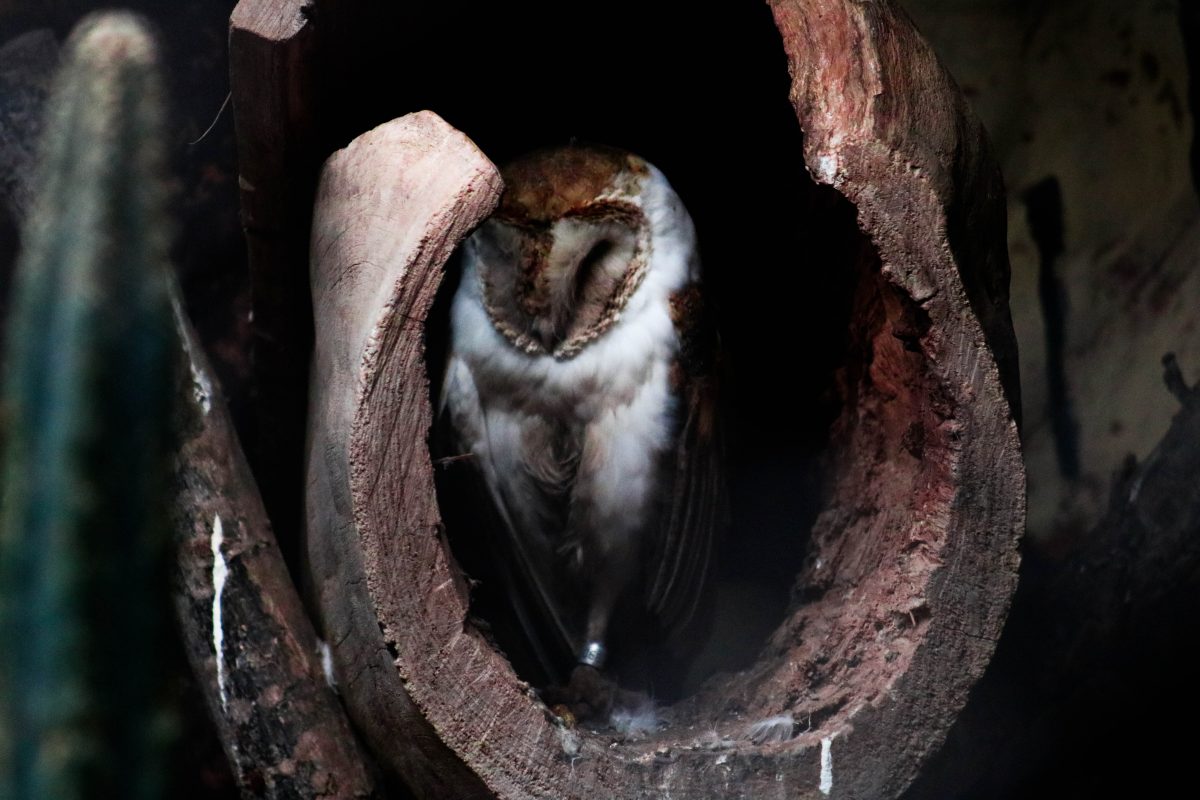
[902,352,1200,800]
[302,1,1024,796]
[169,297,379,799]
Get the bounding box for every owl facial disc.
[471,147,653,359]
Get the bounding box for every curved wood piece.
[306,110,502,799]
[306,2,1023,796]
[170,298,378,799]
[760,1,1024,796]
[904,365,1200,800]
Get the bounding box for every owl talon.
[548,703,577,728]
[541,664,617,722]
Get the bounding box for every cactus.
[0,13,177,800]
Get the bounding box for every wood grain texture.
[229,0,320,569]
[904,355,1200,799]
[303,3,1024,797]
[306,110,502,800]
[170,298,378,799]
[762,1,1024,796]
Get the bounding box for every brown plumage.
[440,145,724,693]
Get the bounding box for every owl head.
[467,145,666,359]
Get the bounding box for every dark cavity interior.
[323,0,940,737]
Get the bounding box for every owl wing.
[645,283,726,639]
[438,356,579,683]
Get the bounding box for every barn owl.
[440,145,722,692]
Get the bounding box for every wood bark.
[903,355,1200,799]
[302,3,1023,798]
[904,0,1198,554]
[63,0,1195,796]
[228,0,320,567]
[170,298,379,799]
[888,6,1200,791]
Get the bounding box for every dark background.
[2,1,1198,798]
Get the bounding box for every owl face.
[469,147,655,359]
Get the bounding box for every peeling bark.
[170,299,379,799]
[301,2,1023,796]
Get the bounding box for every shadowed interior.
[327,0,952,749]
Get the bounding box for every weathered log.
[170,297,378,799]
[903,355,1200,799]
[885,6,1200,791]
[306,110,501,799]
[228,0,320,566]
[303,2,1023,796]
[904,0,1199,553]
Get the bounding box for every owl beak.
[533,318,559,351]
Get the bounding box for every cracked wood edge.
[170,294,379,799]
[766,1,1024,797]
[306,110,503,799]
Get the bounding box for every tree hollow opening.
[297,0,1025,793]
[350,0,955,752]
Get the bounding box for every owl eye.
[573,240,612,301]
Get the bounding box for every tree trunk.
[170,298,379,799]
[298,2,1024,796]
[227,0,320,574]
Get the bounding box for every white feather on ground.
[745,713,797,744]
[609,697,662,738]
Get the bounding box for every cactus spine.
[0,13,177,800]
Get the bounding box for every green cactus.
[0,13,177,800]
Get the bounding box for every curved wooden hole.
[306,1,1023,797]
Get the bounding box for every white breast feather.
[443,163,698,570]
